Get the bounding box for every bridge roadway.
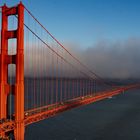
[0,84,140,135]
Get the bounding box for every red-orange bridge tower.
[0,2,24,139]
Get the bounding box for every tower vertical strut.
[0,2,24,139]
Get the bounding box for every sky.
[1,0,140,78]
[1,0,140,49]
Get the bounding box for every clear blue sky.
[1,0,140,48]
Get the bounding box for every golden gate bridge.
[0,2,140,140]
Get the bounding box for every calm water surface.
[25,89,140,140]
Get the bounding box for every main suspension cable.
[24,6,113,87]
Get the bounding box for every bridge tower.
[0,2,24,139]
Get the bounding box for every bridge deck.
[1,84,139,135]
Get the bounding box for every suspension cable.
[23,6,113,87]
